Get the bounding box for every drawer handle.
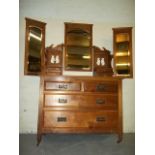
[57,117,67,122]
[58,98,67,103]
[96,117,106,122]
[96,99,105,104]
[96,84,105,91]
[58,84,68,89]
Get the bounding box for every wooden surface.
[45,44,63,75]
[37,75,122,145]
[22,20,130,146]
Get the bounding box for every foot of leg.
[117,134,122,143]
[37,134,42,146]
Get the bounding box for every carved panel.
[45,44,64,75]
[93,46,113,76]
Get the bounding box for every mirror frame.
[64,22,93,72]
[112,27,133,78]
[24,17,46,75]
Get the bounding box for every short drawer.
[79,95,117,109]
[84,82,118,93]
[45,82,81,91]
[43,110,117,128]
[44,94,79,107]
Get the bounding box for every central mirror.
[64,23,93,71]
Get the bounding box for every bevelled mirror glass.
[64,23,93,71]
[24,18,46,75]
[113,27,133,78]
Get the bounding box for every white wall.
[19,0,135,133]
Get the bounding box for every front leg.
[117,133,123,143]
[37,133,42,146]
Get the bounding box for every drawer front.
[45,82,81,91]
[79,95,117,109]
[84,82,118,93]
[43,110,117,128]
[44,94,117,109]
[44,94,79,107]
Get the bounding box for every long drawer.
[43,110,117,128]
[44,94,117,109]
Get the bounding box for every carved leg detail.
[37,133,42,146]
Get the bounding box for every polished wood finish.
[45,44,63,75]
[44,94,117,109]
[37,76,44,145]
[43,110,117,128]
[84,81,118,93]
[117,79,123,143]
[23,21,131,145]
[37,76,122,145]
[24,18,46,76]
[45,81,81,91]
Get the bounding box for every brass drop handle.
[58,98,67,103]
[57,117,67,122]
[96,84,105,91]
[96,99,105,104]
[96,116,106,122]
[58,84,68,89]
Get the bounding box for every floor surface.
[19,133,135,155]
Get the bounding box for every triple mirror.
[24,18,133,78]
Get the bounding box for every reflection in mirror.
[28,26,42,72]
[65,29,92,70]
[115,33,130,75]
[24,18,46,75]
[113,27,132,77]
[67,29,90,46]
[66,46,91,70]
